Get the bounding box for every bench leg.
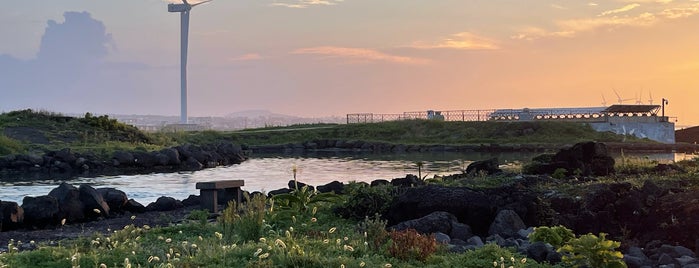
[222,187,242,206]
[200,189,218,213]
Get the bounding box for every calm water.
[0,152,693,205]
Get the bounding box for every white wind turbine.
[168,0,212,124]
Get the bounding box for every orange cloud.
[599,3,641,16]
[292,46,430,65]
[229,53,263,61]
[270,0,343,8]
[409,32,499,50]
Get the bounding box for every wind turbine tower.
[168,0,211,124]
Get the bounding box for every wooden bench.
[195,180,244,213]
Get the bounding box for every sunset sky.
[1,0,698,126]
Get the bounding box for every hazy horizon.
[2,1,698,126]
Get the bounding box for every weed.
[558,233,626,268]
[388,229,437,262]
[357,214,389,252]
[528,225,575,248]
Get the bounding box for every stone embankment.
[0,142,247,180]
[250,139,699,154]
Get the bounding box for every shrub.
[187,209,210,226]
[528,225,575,248]
[388,229,437,262]
[552,168,568,179]
[558,233,626,268]
[335,183,401,220]
[219,193,268,242]
[0,134,24,155]
[357,214,389,252]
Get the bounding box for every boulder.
[525,141,615,176]
[434,232,451,244]
[112,151,135,166]
[123,199,147,213]
[317,181,344,194]
[288,180,314,192]
[389,211,458,235]
[48,182,85,223]
[527,241,555,263]
[268,188,293,196]
[22,195,61,228]
[159,148,181,165]
[0,201,24,231]
[391,174,424,187]
[79,184,110,218]
[466,158,501,175]
[132,151,158,168]
[97,188,128,212]
[183,157,203,171]
[387,185,495,235]
[488,209,526,238]
[53,148,77,165]
[182,195,201,207]
[147,196,183,211]
[370,179,390,187]
[450,222,473,241]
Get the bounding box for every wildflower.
[329,227,337,234]
[511,257,515,262]
[343,245,354,252]
[323,239,329,244]
[259,252,270,259]
[493,261,498,267]
[165,238,172,243]
[289,226,294,232]
[191,243,198,249]
[179,230,183,234]
[312,206,317,215]
[259,237,267,243]
[521,258,527,264]
[93,208,101,214]
[199,235,204,241]
[61,218,67,226]
[360,261,366,267]
[275,239,287,249]
[344,236,348,241]
[215,232,223,240]
[130,215,136,220]
[385,264,392,268]
[143,225,151,230]
[182,241,188,246]
[254,248,263,257]
[292,216,296,223]
[285,230,292,238]
[341,264,346,268]
[158,236,164,240]
[91,240,100,245]
[311,217,317,223]
[30,240,35,244]
[336,239,341,245]
[100,264,107,268]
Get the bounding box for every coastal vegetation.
[0,109,646,158]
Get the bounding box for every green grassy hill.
[0,109,157,155]
[0,110,643,156]
[175,120,635,146]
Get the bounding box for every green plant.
[388,228,437,262]
[219,193,268,242]
[336,183,401,220]
[187,209,210,226]
[357,214,389,252]
[552,168,568,179]
[0,134,24,155]
[528,225,575,248]
[558,233,626,268]
[272,184,340,215]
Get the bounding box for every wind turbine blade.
[192,0,212,7]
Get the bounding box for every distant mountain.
[225,110,300,119]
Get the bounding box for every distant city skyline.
[1,0,698,126]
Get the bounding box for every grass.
[170,120,639,147]
[1,109,649,157]
[0,196,556,268]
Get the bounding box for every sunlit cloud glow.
[599,3,641,16]
[409,32,499,50]
[292,46,430,65]
[269,0,344,8]
[229,53,263,61]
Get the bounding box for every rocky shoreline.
[0,142,247,181]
